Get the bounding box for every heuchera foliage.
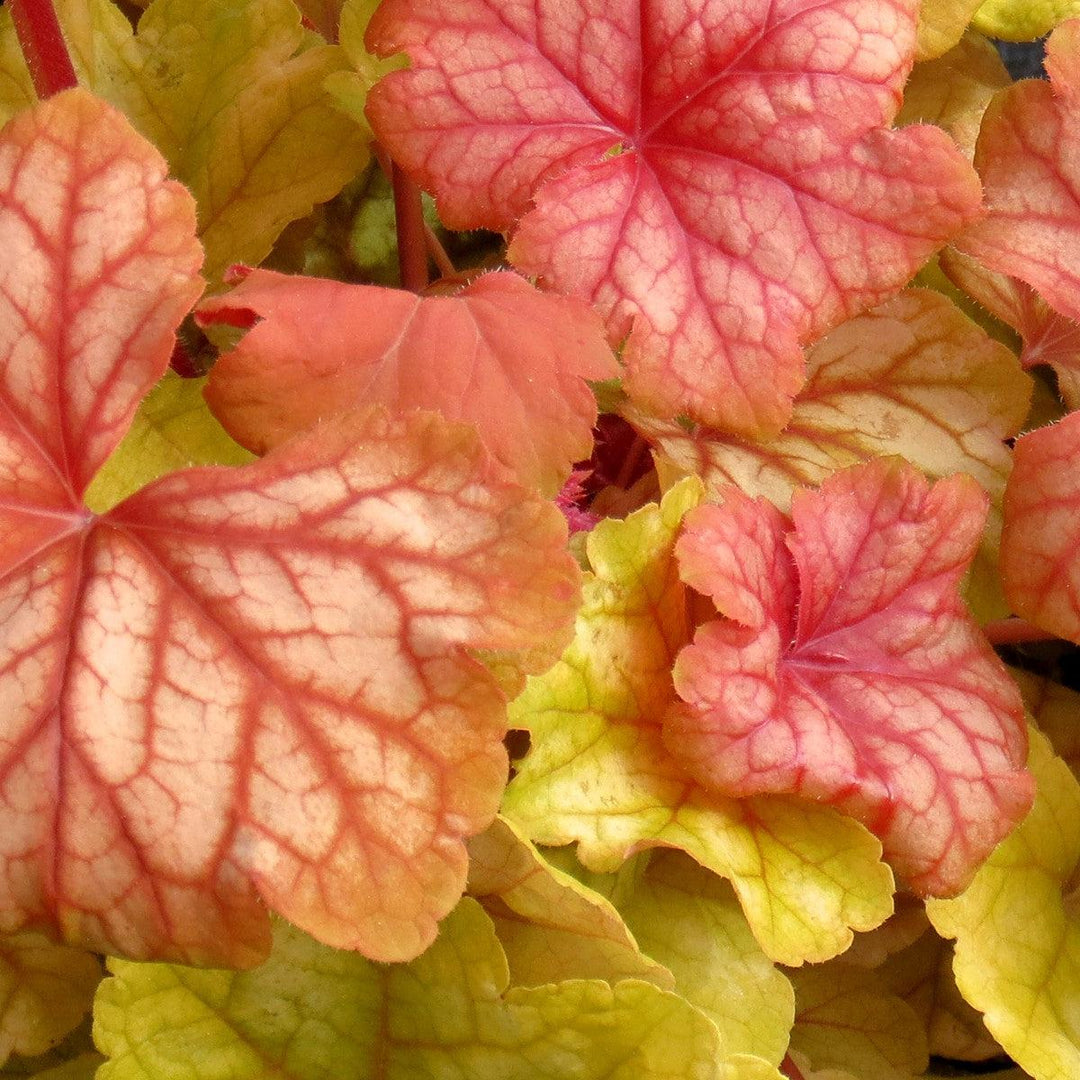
[0,0,1079,1077]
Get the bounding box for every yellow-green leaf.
[466,816,674,989]
[973,0,1080,40]
[1013,669,1080,781]
[95,897,732,1080]
[916,0,986,60]
[928,728,1080,1080]
[84,372,255,513]
[504,481,894,966]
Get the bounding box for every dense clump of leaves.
[0,0,1078,1078]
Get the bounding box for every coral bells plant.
[0,0,1079,1077]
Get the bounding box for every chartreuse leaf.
[1012,670,1080,779]
[95,897,734,1080]
[198,268,617,495]
[0,90,579,968]
[84,373,254,513]
[326,0,408,140]
[0,934,100,1065]
[504,480,894,966]
[973,0,1080,39]
[786,963,928,1080]
[571,850,794,1067]
[956,21,1080,325]
[368,0,980,438]
[0,0,369,280]
[915,0,985,59]
[465,816,674,989]
[669,459,1033,896]
[899,32,1011,158]
[634,289,1031,621]
[928,728,1080,1079]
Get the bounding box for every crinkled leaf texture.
[366,0,981,437]
[631,288,1031,620]
[198,267,617,495]
[928,729,1080,1080]
[1001,410,1080,644]
[667,458,1032,895]
[973,0,1080,40]
[504,481,895,966]
[0,89,578,967]
[95,898,731,1080]
[955,20,1080,325]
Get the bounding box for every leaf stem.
[781,1053,807,1080]
[982,617,1059,646]
[391,161,430,292]
[9,0,78,98]
[424,222,457,279]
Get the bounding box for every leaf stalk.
[9,0,78,99]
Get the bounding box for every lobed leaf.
[367,0,981,437]
[95,897,731,1080]
[928,728,1080,1080]
[198,267,617,495]
[633,289,1031,620]
[668,458,1033,895]
[1001,411,1080,644]
[465,816,673,988]
[955,20,1080,326]
[0,91,578,967]
[504,481,895,966]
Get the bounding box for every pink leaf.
[199,269,617,495]
[667,459,1032,895]
[0,92,580,966]
[367,0,982,436]
[1001,411,1080,645]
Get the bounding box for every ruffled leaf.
[973,0,1080,40]
[632,289,1030,620]
[95,898,730,1080]
[668,458,1032,895]
[198,268,617,494]
[928,728,1080,1080]
[466,816,673,988]
[1001,411,1080,643]
[367,0,981,436]
[504,481,894,966]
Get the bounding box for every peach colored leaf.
[1001,411,1080,644]
[668,458,1033,895]
[941,247,1080,410]
[198,268,617,494]
[631,289,1031,620]
[367,0,982,437]
[0,933,101,1065]
[955,20,1080,326]
[504,481,895,967]
[898,31,1010,157]
[0,93,579,967]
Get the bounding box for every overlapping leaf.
[668,459,1033,895]
[95,898,731,1080]
[198,267,617,494]
[0,89,578,968]
[1013,669,1080,779]
[631,289,1030,619]
[367,0,982,437]
[1001,411,1080,644]
[954,20,1080,326]
[504,481,895,966]
[928,728,1080,1080]
[972,0,1080,40]
[0,0,369,280]
[915,0,986,59]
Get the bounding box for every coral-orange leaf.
[1001,411,1080,644]
[367,0,982,436]
[667,459,1032,895]
[198,268,616,494]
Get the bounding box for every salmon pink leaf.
[367,0,983,436]
[198,267,617,495]
[668,458,1033,895]
[0,90,579,967]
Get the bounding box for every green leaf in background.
[972,0,1080,40]
[928,728,1080,1080]
[95,897,738,1080]
[504,480,895,966]
[0,0,369,280]
[84,373,255,513]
